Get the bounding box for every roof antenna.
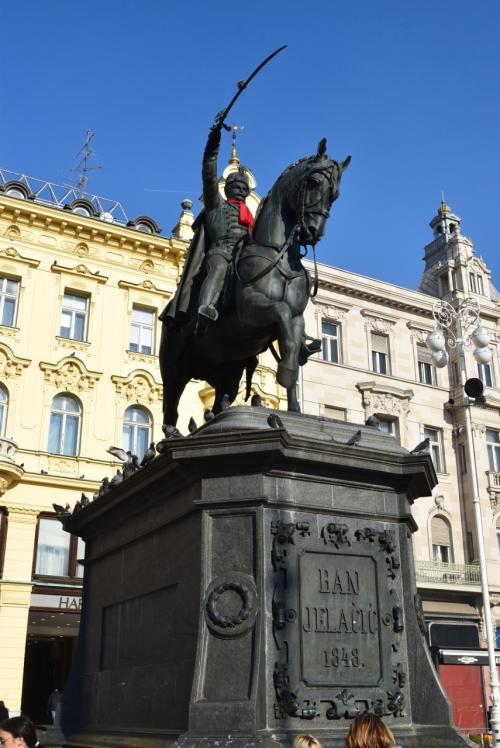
[70,130,102,195]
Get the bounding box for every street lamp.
[426,296,500,745]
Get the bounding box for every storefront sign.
[30,593,82,610]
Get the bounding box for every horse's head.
[288,139,351,246]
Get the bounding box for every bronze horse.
[160,139,350,426]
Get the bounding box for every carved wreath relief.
[271,517,407,722]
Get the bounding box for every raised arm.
[202,123,222,210]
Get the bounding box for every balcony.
[0,436,24,495]
[415,560,481,586]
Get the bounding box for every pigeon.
[267,413,284,429]
[220,393,231,410]
[365,415,381,429]
[188,417,198,434]
[410,437,431,454]
[203,409,215,422]
[346,429,362,446]
[250,394,262,408]
[80,493,91,506]
[19,463,24,469]
[162,424,184,439]
[52,503,71,517]
[140,443,156,468]
[94,476,110,499]
[110,470,123,487]
[40,469,48,475]
[107,447,140,479]
[78,474,85,480]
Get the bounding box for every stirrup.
[198,304,219,322]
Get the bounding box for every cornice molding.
[111,369,163,404]
[0,342,31,378]
[118,278,171,295]
[0,246,40,268]
[0,197,185,259]
[50,261,108,284]
[39,357,102,392]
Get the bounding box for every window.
[324,405,346,420]
[130,307,155,355]
[0,276,20,327]
[450,361,459,387]
[487,429,500,472]
[497,519,500,555]
[321,321,340,363]
[466,531,474,563]
[60,292,88,341]
[34,516,84,578]
[371,333,390,375]
[123,406,151,459]
[0,384,7,437]
[458,444,467,475]
[48,395,81,456]
[478,362,493,388]
[377,417,397,436]
[424,426,444,473]
[431,515,453,563]
[417,345,435,385]
[469,273,484,295]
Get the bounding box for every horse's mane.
[252,153,335,230]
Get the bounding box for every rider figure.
[197,122,254,325]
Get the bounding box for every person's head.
[345,713,395,748]
[0,717,39,748]
[293,734,322,748]
[224,170,250,201]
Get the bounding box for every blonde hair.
[345,713,395,748]
[293,735,322,748]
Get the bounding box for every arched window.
[123,406,151,459]
[48,394,81,456]
[0,384,8,437]
[431,515,453,563]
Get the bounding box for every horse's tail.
[244,356,259,401]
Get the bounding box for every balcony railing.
[487,471,500,491]
[415,560,481,586]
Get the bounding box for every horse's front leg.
[239,288,297,388]
[285,314,305,412]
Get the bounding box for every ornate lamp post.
[426,297,500,745]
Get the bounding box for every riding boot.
[298,337,322,366]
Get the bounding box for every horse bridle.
[235,162,339,296]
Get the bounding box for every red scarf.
[227,198,254,232]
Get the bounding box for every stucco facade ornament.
[434,494,445,510]
[39,357,102,392]
[0,246,39,268]
[471,422,486,437]
[140,260,155,274]
[111,370,163,404]
[406,322,432,346]
[357,381,413,417]
[73,242,90,258]
[360,310,397,335]
[5,505,39,523]
[313,302,348,323]
[4,224,21,239]
[0,344,30,379]
[50,261,107,284]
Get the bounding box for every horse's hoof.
[198,304,219,321]
[277,363,297,389]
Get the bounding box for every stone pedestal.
[62,408,469,748]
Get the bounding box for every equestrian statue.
[159,51,350,427]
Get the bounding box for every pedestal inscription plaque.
[300,552,380,687]
[273,518,406,721]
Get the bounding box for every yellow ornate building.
[0,163,283,720]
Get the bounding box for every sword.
[214,45,287,128]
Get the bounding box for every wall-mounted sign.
[30,593,82,611]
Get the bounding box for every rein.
[234,163,335,296]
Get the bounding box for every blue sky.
[2,1,499,291]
